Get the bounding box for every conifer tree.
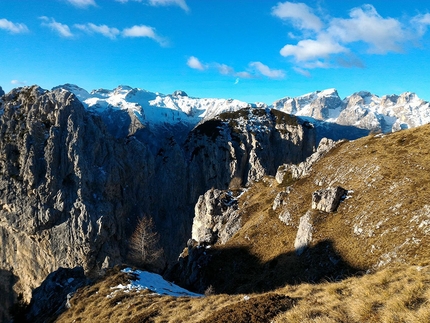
[128,216,164,270]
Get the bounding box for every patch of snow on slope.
[110,268,202,297]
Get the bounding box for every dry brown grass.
[56,263,430,323]
[273,263,430,323]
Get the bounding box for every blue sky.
[1,0,430,103]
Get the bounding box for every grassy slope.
[233,123,430,271]
[57,124,430,322]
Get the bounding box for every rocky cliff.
[0,86,154,303]
[0,86,316,317]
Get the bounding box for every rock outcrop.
[312,187,347,212]
[192,188,240,245]
[294,211,313,255]
[0,86,4,97]
[273,191,290,211]
[276,137,339,183]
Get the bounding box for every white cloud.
[115,0,143,3]
[148,0,189,12]
[214,64,253,78]
[293,67,311,77]
[116,0,188,11]
[66,0,96,8]
[186,57,282,80]
[275,3,425,71]
[74,23,120,39]
[411,13,430,36]
[249,62,285,79]
[122,25,167,45]
[236,71,252,78]
[328,5,405,54]
[280,36,347,61]
[215,63,234,75]
[40,16,73,37]
[0,18,29,34]
[272,1,322,31]
[187,56,206,70]
[415,13,430,25]
[11,80,27,85]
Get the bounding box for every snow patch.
[109,268,202,298]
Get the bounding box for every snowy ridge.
[109,268,202,297]
[273,89,430,132]
[55,84,430,133]
[55,84,264,127]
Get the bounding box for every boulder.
[312,186,347,212]
[294,211,313,255]
[273,191,290,210]
[278,210,292,225]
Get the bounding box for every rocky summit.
[1,84,430,322]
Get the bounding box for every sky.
[1,0,430,103]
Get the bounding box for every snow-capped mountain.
[54,84,266,128]
[53,84,430,137]
[273,89,430,133]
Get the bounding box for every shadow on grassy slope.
[169,239,363,295]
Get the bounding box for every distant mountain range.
[53,84,430,135]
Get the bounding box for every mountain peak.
[52,84,90,101]
[172,90,188,97]
[318,88,339,97]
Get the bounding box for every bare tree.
[128,216,164,271]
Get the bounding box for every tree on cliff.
[128,216,164,271]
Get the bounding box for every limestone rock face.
[294,211,313,255]
[192,188,241,245]
[0,86,154,301]
[312,186,347,212]
[276,137,338,183]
